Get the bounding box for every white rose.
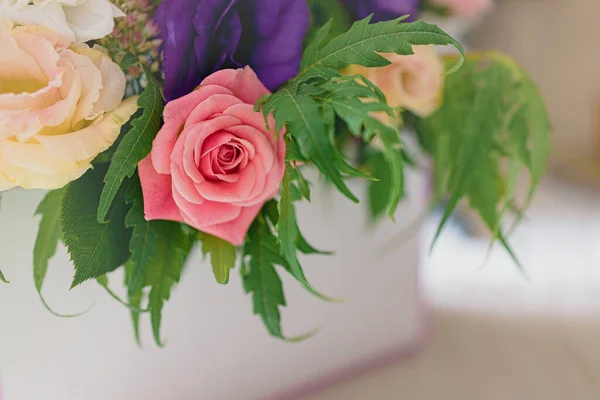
[0,0,124,42]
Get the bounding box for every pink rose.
[138,67,285,246]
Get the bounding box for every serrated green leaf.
[199,233,236,285]
[297,16,463,83]
[243,214,319,341]
[124,260,144,346]
[311,76,403,215]
[418,52,551,265]
[33,188,78,315]
[125,175,161,296]
[263,89,358,202]
[371,119,405,218]
[290,166,311,202]
[130,288,144,345]
[146,221,190,346]
[121,176,192,346]
[432,66,507,245]
[242,215,288,339]
[97,65,164,223]
[62,166,132,288]
[279,166,333,301]
[33,189,64,293]
[367,151,393,220]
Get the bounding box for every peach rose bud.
[344,45,444,119]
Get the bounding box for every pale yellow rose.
[0,19,137,190]
[344,45,444,119]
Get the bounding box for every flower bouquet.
[0,0,550,346]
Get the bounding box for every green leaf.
[242,215,288,339]
[97,65,164,223]
[0,270,8,284]
[432,66,508,245]
[146,221,190,346]
[199,233,237,285]
[316,76,404,216]
[120,53,139,70]
[263,199,280,225]
[124,260,144,346]
[371,119,405,218]
[297,229,332,255]
[62,166,132,288]
[305,0,352,45]
[367,151,393,220]
[33,189,64,295]
[285,138,307,163]
[124,175,161,296]
[96,275,148,313]
[33,188,82,315]
[278,166,334,301]
[122,176,192,346]
[297,16,463,83]
[418,52,551,263]
[263,89,358,202]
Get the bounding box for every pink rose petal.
[138,157,182,222]
[151,85,233,174]
[140,67,286,245]
[200,67,269,105]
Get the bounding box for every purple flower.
[156,0,310,100]
[342,0,420,22]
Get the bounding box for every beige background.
[468,0,600,163]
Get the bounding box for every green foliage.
[366,151,395,220]
[124,260,144,345]
[62,167,132,288]
[33,189,66,312]
[199,233,237,285]
[261,16,460,214]
[119,53,139,71]
[297,16,463,82]
[145,220,190,347]
[305,0,352,45]
[96,274,148,313]
[417,52,551,260]
[0,270,7,284]
[242,214,288,339]
[278,165,331,301]
[97,64,164,223]
[124,176,192,346]
[125,175,161,296]
[263,89,359,202]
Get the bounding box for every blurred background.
[303,0,600,398]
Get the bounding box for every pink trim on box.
[264,267,433,400]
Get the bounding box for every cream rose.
[0,0,124,42]
[0,19,137,190]
[345,45,444,118]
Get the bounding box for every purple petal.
[342,0,420,22]
[156,0,310,100]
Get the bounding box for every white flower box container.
[0,165,427,399]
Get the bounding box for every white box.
[0,170,426,400]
